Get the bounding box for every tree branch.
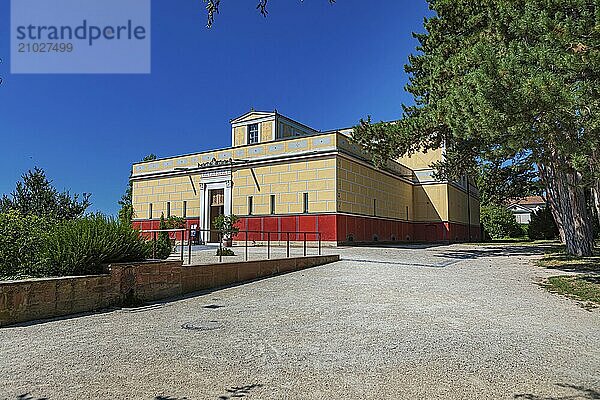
[203,0,336,28]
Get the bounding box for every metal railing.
[140,228,322,264]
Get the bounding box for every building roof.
[229,110,275,124]
[230,109,319,134]
[506,196,546,210]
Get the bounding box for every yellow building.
[130,110,480,244]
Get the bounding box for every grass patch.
[536,245,600,309]
[543,275,600,310]
[536,250,600,273]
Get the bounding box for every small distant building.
[129,110,481,244]
[506,196,546,224]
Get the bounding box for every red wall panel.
[318,214,337,241]
[134,214,480,244]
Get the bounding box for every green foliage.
[141,154,157,162]
[528,207,559,240]
[0,212,152,279]
[0,210,53,279]
[154,213,173,259]
[476,161,543,206]
[213,214,240,238]
[353,0,600,255]
[216,247,235,257]
[481,204,523,240]
[165,215,186,229]
[201,0,336,28]
[0,167,90,221]
[150,214,184,260]
[118,184,134,225]
[38,214,152,277]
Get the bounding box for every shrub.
[528,207,559,240]
[0,210,53,278]
[154,213,173,259]
[480,204,523,239]
[213,214,240,239]
[38,214,152,276]
[216,248,235,256]
[166,215,186,229]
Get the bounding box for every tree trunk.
[592,181,600,230]
[539,162,566,243]
[545,189,566,244]
[539,161,594,256]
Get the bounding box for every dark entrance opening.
[209,188,224,242]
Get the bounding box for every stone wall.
[0,255,339,327]
[0,274,119,328]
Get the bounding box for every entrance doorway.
[209,188,225,242]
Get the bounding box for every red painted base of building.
[133,219,200,242]
[133,214,481,244]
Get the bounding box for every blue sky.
[0,0,431,215]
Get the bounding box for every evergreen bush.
[216,248,235,256]
[528,207,559,240]
[480,204,523,239]
[0,210,52,278]
[154,213,173,259]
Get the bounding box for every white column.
[198,183,208,243]
[225,180,233,216]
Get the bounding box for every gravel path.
[1,244,598,399]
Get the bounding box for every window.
[247,123,259,144]
[373,199,377,216]
[183,201,187,218]
[149,203,153,219]
[248,196,253,215]
[406,206,409,219]
[270,195,276,214]
[303,193,309,213]
[166,202,171,218]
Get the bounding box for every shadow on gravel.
[435,245,548,261]
[343,245,551,268]
[338,243,448,250]
[16,394,47,400]
[514,383,600,399]
[15,387,263,400]
[538,253,600,274]
[216,384,263,399]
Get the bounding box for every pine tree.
[354,0,600,256]
[155,213,173,259]
[0,167,90,221]
[201,0,336,27]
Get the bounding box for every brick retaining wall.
[0,255,339,327]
